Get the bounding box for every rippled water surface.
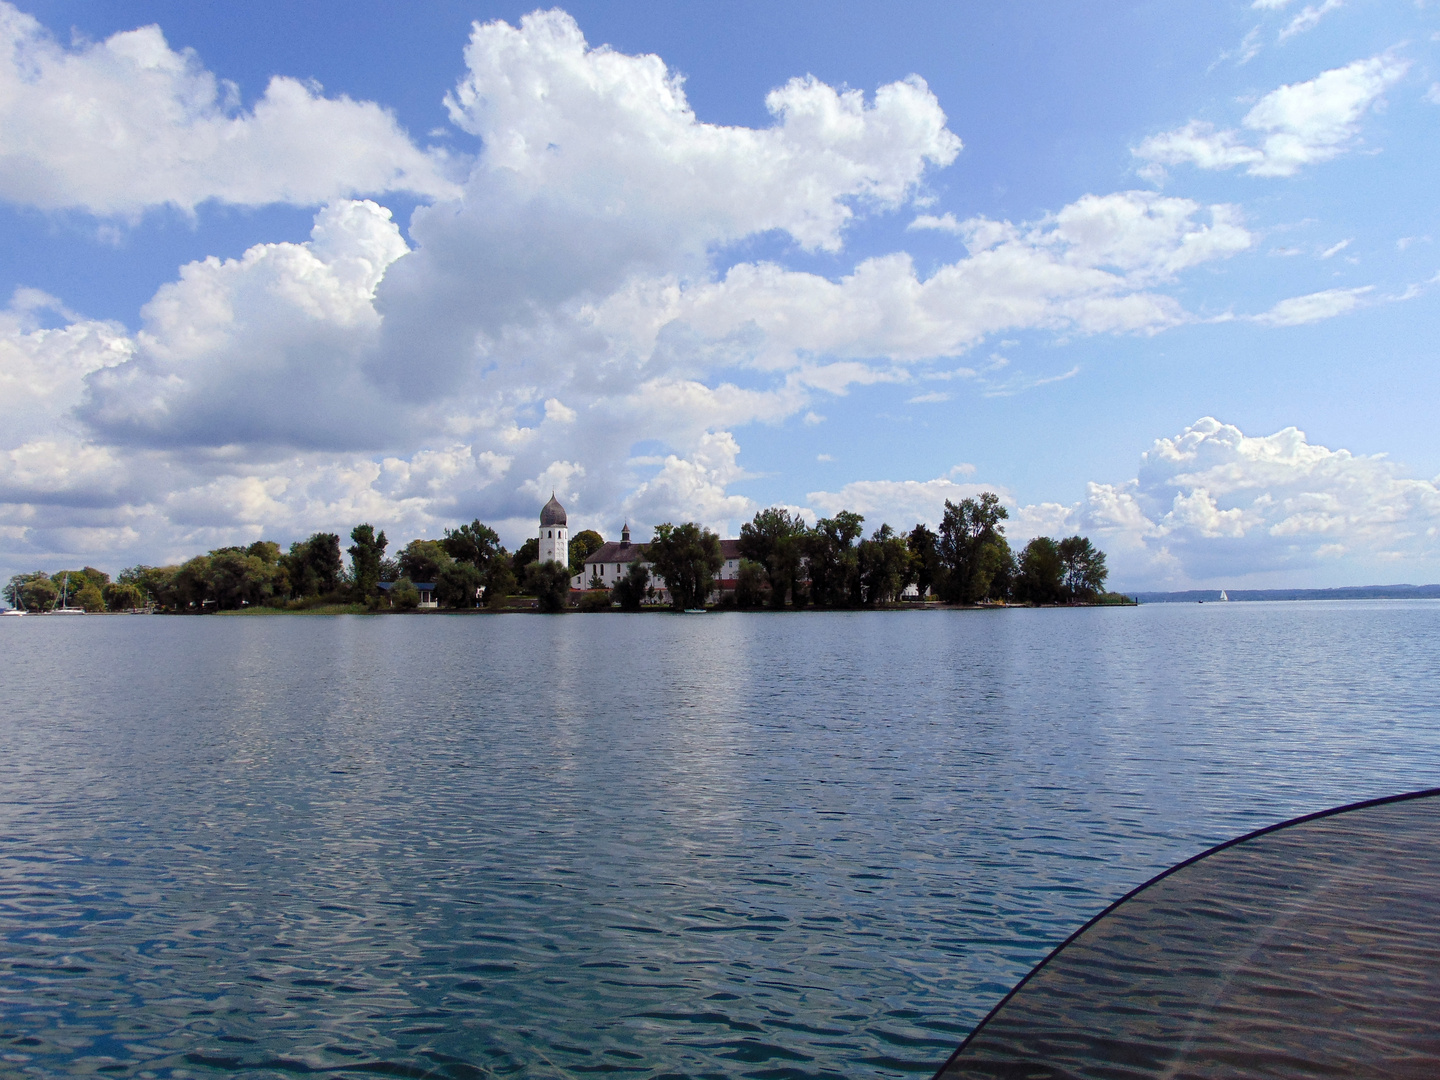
[1,603,1438,1079]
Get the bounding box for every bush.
[577,590,613,612]
[390,578,420,611]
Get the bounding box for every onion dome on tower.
[540,494,568,528]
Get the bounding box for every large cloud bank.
[0,8,1424,587]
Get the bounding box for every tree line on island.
[4,493,1121,614]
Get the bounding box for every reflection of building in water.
[570,522,742,602]
[537,494,569,566]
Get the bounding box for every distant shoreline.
[1133,584,1440,604]
[208,599,1139,615]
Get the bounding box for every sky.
[1,0,1438,591]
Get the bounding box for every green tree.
[103,582,146,611]
[1015,537,1064,604]
[163,556,209,611]
[612,560,652,612]
[805,511,865,607]
[512,538,539,581]
[53,566,111,591]
[733,559,769,608]
[443,520,503,570]
[28,574,58,611]
[906,524,940,600]
[1058,535,1109,602]
[75,582,106,612]
[858,524,913,605]
[738,507,808,607]
[50,567,110,610]
[119,565,173,609]
[282,533,343,597]
[525,561,573,613]
[202,548,282,609]
[982,535,1017,601]
[646,522,723,610]
[148,562,198,612]
[397,539,451,583]
[436,561,484,608]
[9,572,55,612]
[568,529,605,576]
[482,559,518,607]
[348,525,388,598]
[246,541,282,564]
[937,493,1011,604]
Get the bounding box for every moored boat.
[48,572,87,615]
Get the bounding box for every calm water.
[0,602,1437,1079]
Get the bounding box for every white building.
[537,494,569,566]
[571,524,743,602]
[571,524,643,590]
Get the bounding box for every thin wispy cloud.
[1136,55,1408,179]
[1279,0,1344,42]
[1253,286,1373,326]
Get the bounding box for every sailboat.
[1219,590,1229,602]
[49,572,87,615]
[1,581,24,616]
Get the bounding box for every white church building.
[536,496,741,602]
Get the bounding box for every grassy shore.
[217,604,370,616]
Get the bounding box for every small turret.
[620,523,630,548]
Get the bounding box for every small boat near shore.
[48,572,87,615]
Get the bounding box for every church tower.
[537,493,569,567]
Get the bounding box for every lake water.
[1,602,1437,1079]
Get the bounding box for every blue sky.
[2,0,1438,589]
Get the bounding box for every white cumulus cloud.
[79,200,411,448]
[0,3,458,215]
[1048,419,1440,586]
[810,420,1440,589]
[443,10,959,255]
